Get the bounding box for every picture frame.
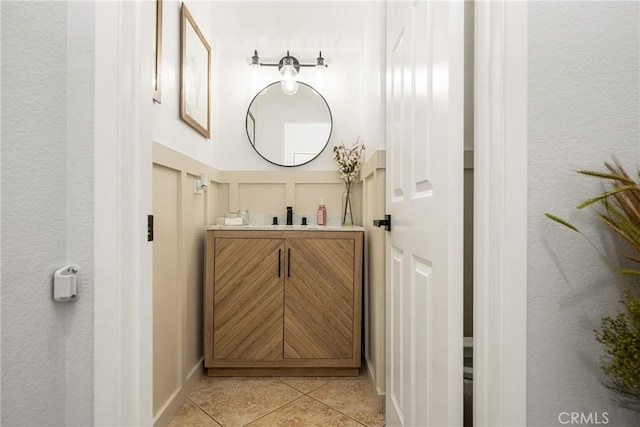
[153,0,163,103]
[180,3,211,138]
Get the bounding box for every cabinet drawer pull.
[287,248,291,277]
[278,249,281,277]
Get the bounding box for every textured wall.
[528,2,639,426]
[1,1,94,425]
[65,2,95,424]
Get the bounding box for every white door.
[385,1,464,426]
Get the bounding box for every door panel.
[386,1,464,426]
[389,247,405,426]
[284,238,354,359]
[213,238,284,360]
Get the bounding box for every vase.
[341,188,354,226]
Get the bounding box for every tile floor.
[168,371,385,427]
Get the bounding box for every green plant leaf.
[577,170,637,185]
[545,213,579,232]
[621,269,640,276]
[577,186,640,209]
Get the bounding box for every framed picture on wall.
[180,3,211,138]
[153,0,163,103]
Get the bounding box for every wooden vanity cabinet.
[204,229,363,376]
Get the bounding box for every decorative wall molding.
[361,149,387,180]
[474,1,527,425]
[222,170,344,213]
[152,144,217,424]
[150,143,382,421]
[152,360,204,426]
[154,142,223,183]
[361,149,386,412]
[153,142,359,222]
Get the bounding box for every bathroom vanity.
[204,226,364,376]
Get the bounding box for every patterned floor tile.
[246,396,364,427]
[276,377,337,394]
[188,377,302,427]
[308,374,385,427]
[168,399,221,427]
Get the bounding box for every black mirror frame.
[245,81,333,168]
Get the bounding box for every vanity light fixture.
[249,50,328,95]
[194,173,209,194]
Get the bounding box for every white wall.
[208,1,384,170]
[154,1,384,170]
[153,0,216,164]
[528,2,640,425]
[1,1,94,425]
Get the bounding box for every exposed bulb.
[281,78,299,95]
[315,65,325,85]
[280,58,298,95]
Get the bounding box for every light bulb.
[281,78,299,95]
[280,59,298,95]
[315,65,325,85]
[280,63,297,80]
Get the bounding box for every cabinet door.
[213,238,284,360]
[284,238,355,359]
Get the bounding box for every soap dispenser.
[286,206,293,225]
[317,199,327,226]
[239,206,249,225]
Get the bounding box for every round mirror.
[246,81,332,167]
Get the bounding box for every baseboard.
[365,357,385,414]
[153,359,204,426]
[207,367,359,377]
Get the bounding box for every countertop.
[204,225,365,231]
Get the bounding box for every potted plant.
[547,159,640,411]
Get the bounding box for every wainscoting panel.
[208,181,230,224]
[222,170,356,222]
[294,183,345,218]
[152,164,181,416]
[238,183,287,213]
[183,173,207,372]
[361,150,387,411]
[152,142,372,424]
[153,144,222,425]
